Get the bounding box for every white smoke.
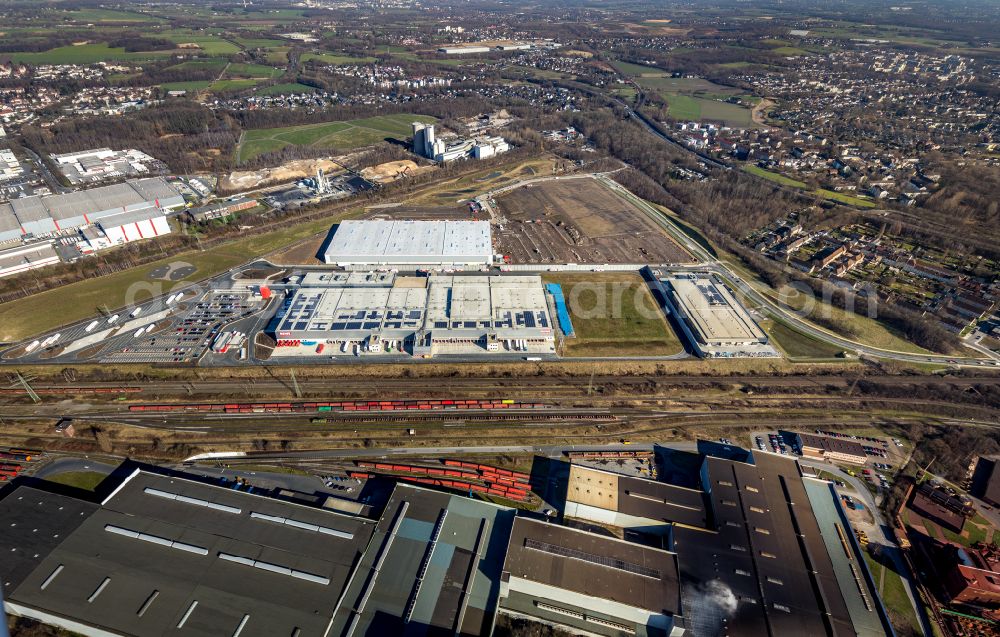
[682,579,739,636]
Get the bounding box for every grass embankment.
[758,282,935,355]
[542,273,684,357]
[762,318,846,359]
[863,552,923,635]
[42,471,107,491]
[742,165,877,208]
[0,214,350,342]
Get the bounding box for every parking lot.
[101,291,263,364]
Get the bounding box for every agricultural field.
[300,52,377,65]
[159,80,213,93]
[6,43,173,64]
[493,178,690,264]
[255,83,317,96]
[264,48,291,64]
[236,113,436,164]
[161,33,241,55]
[633,75,755,127]
[233,37,288,49]
[668,94,754,125]
[542,272,684,357]
[610,59,668,77]
[164,58,228,72]
[225,63,284,79]
[636,76,740,95]
[62,8,163,23]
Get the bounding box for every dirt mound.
[360,160,434,183]
[221,158,344,192]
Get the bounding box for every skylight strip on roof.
[143,487,242,514]
[104,525,210,556]
[217,552,331,586]
[249,511,353,539]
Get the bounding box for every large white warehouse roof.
[323,220,492,266]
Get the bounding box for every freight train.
[351,459,533,502]
[129,399,547,414]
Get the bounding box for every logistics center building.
[322,220,493,267]
[0,177,184,244]
[654,273,777,358]
[271,273,555,357]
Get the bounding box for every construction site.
[492,178,692,265]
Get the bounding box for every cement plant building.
[412,123,509,163]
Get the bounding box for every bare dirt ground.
[269,234,328,265]
[220,158,344,192]
[360,160,435,184]
[752,98,775,125]
[363,204,472,221]
[493,179,690,264]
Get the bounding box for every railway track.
[2,372,998,403]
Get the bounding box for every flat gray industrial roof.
[324,220,492,265]
[0,486,98,593]
[328,484,515,637]
[665,275,766,343]
[0,178,182,236]
[0,243,58,270]
[275,274,552,340]
[504,517,682,615]
[3,469,376,637]
[97,206,164,228]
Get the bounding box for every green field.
[164,58,228,72]
[265,49,291,64]
[611,59,668,77]
[743,164,808,188]
[863,553,922,636]
[773,46,809,56]
[665,94,754,127]
[162,34,240,55]
[236,113,436,164]
[742,166,877,208]
[637,76,739,94]
[226,63,283,79]
[255,83,318,96]
[42,471,107,491]
[7,43,172,64]
[211,79,262,92]
[764,318,846,359]
[0,213,356,343]
[300,52,376,65]
[160,80,213,93]
[816,189,877,208]
[233,37,287,49]
[542,273,684,357]
[64,8,162,22]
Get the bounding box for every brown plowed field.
[494,179,690,264]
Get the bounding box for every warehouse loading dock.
[269,272,556,359]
